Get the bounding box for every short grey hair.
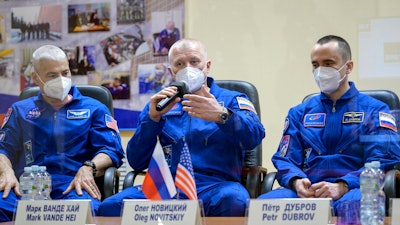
[32,45,67,72]
[168,38,208,63]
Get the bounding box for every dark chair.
[215,80,267,198]
[303,90,400,110]
[19,84,114,116]
[122,80,267,198]
[19,84,119,200]
[261,90,400,212]
[384,162,400,212]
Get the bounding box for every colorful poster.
[0,0,185,130]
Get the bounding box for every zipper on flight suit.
[187,115,192,146]
[332,101,336,112]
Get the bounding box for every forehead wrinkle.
[171,51,203,65]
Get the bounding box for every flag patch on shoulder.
[379,112,397,132]
[1,108,12,129]
[105,114,119,133]
[236,97,257,114]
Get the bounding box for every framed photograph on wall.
[68,3,110,33]
[11,5,62,42]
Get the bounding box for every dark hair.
[317,35,352,61]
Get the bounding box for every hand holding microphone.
[156,81,188,111]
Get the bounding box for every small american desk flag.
[175,140,197,200]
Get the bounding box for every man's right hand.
[0,154,20,198]
[149,86,180,122]
[293,178,315,198]
[0,168,20,198]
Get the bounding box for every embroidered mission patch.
[342,112,364,123]
[279,135,290,156]
[283,117,289,133]
[67,109,90,119]
[26,107,44,120]
[303,113,326,127]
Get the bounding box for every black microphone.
[156,81,188,111]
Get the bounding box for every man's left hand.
[309,181,348,200]
[182,85,224,122]
[62,166,101,200]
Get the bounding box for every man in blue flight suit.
[153,21,181,55]
[0,45,124,221]
[258,35,400,214]
[99,38,265,217]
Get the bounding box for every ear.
[345,60,354,74]
[168,67,175,80]
[31,72,42,87]
[205,60,211,75]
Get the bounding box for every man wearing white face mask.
[0,45,124,221]
[99,38,265,217]
[258,35,400,215]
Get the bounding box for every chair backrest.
[215,80,262,167]
[19,85,114,116]
[302,90,400,110]
[390,109,400,134]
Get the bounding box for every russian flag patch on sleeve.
[379,112,397,132]
[236,97,257,114]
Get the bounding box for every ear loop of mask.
[337,61,349,72]
[337,61,349,83]
[201,63,208,84]
[35,72,46,85]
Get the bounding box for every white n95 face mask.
[38,76,72,100]
[313,63,347,94]
[175,67,206,93]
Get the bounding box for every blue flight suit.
[0,86,124,221]
[258,82,400,214]
[99,77,265,216]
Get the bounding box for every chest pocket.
[190,117,219,141]
[55,113,91,155]
[162,114,219,146]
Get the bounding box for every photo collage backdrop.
[0,0,185,130]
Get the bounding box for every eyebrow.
[46,69,70,76]
[312,59,336,65]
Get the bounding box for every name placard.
[15,200,93,225]
[121,200,202,225]
[247,198,331,225]
[391,198,400,225]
